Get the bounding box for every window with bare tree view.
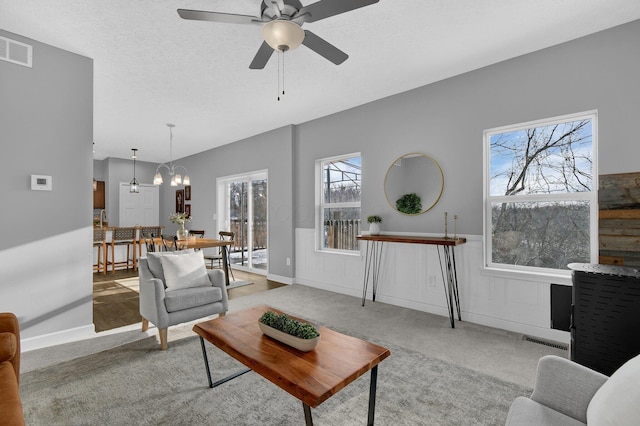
[485,112,597,272]
[318,154,361,252]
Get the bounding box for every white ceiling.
[2,0,640,163]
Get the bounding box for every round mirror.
[384,152,444,215]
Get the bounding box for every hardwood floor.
[93,266,286,333]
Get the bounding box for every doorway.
[217,171,268,273]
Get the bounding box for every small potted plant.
[367,215,382,235]
[259,310,320,352]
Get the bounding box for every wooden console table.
[356,234,467,328]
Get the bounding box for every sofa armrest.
[0,333,17,363]
[0,313,20,384]
[207,269,229,312]
[530,355,608,423]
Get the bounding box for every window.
[484,111,597,273]
[317,154,362,252]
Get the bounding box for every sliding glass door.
[218,171,268,272]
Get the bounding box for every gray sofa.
[506,355,608,425]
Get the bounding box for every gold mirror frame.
[384,152,444,216]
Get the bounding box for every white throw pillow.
[587,353,640,425]
[159,251,211,291]
[146,249,195,281]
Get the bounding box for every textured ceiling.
[2,0,640,163]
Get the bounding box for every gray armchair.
[138,250,228,350]
[506,355,608,425]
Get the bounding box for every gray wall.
[0,29,93,338]
[0,30,93,247]
[295,19,640,235]
[161,126,295,278]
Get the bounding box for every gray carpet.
[21,331,528,425]
[21,284,567,425]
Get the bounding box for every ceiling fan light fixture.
[262,19,304,52]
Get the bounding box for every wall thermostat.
[31,175,52,191]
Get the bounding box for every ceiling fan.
[177,0,380,69]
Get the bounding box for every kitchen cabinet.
[94,180,105,209]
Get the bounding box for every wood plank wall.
[599,172,640,267]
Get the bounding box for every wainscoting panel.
[295,228,571,342]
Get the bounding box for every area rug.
[21,327,529,425]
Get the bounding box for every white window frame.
[483,111,599,277]
[315,152,362,254]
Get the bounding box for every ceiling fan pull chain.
[277,50,281,101]
[282,50,285,97]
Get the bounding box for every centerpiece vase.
[176,223,188,240]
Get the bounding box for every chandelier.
[153,123,190,187]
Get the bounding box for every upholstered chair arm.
[530,355,608,423]
[207,269,229,312]
[139,277,170,329]
[0,312,20,383]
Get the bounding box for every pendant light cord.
[277,50,287,101]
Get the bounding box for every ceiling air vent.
[0,36,33,68]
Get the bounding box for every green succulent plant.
[367,215,382,223]
[396,193,422,214]
[260,311,320,339]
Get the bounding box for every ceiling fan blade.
[302,30,348,65]
[177,9,262,25]
[270,0,285,16]
[297,0,379,23]
[249,41,275,69]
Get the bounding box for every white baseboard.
[296,277,570,344]
[21,324,96,352]
[267,273,294,285]
[462,311,571,344]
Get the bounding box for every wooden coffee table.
[193,304,391,425]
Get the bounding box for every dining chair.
[204,231,235,281]
[173,236,187,251]
[189,230,205,238]
[160,235,173,251]
[142,231,156,253]
[138,226,163,257]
